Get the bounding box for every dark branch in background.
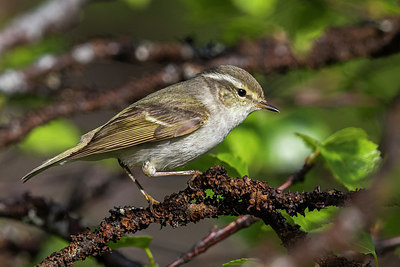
[168,152,317,266]
[1,17,400,149]
[0,66,182,149]
[0,0,90,56]
[0,38,194,94]
[0,193,81,238]
[36,166,354,266]
[0,193,142,267]
[0,39,136,94]
[375,236,400,255]
[4,17,400,94]
[207,17,400,71]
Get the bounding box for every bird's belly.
[118,115,233,171]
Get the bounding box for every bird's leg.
[118,159,160,207]
[142,161,202,189]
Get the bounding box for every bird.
[22,65,279,206]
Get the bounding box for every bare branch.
[2,17,400,95]
[278,150,319,191]
[0,38,135,94]
[0,0,90,56]
[375,236,400,255]
[168,215,258,267]
[206,17,400,72]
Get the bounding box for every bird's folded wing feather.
[68,103,209,159]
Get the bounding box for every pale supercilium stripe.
[202,73,243,87]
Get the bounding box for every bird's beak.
[257,100,280,113]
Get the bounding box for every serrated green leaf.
[107,236,152,250]
[352,231,378,266]
[323,127,367,145]
[222,257,258,266]
[295,132,319,150]
[320,128,381,190]
[279,210,296,226]
[292,207,339,233]
[19,119,81,155]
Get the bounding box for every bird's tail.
[21,129,98,183]
[21,148,76,183]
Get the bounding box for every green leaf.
[320,128,381,190]
[19,119,81,155]
[292,207,339,233]
[221,127,262,166]
[216,153,248,177]
[222,258,259,266]
[295,132,319,151]
[33,235,68,265]
[107,236,152,250]
[351,231,378,266]
[107,236,155,267]
[123,0,151,9]
[231,0,276,17]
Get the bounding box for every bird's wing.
[67,103,209,159]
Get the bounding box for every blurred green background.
[1,0,400,266]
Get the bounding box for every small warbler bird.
[22,65,279,205]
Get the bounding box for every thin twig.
[278,149,319,191]
[168,215,258,267]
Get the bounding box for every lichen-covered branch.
[0,193,143,267]
[0,194,142,267]
[37,166,353,266]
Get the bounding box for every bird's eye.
[237,88,246,97]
